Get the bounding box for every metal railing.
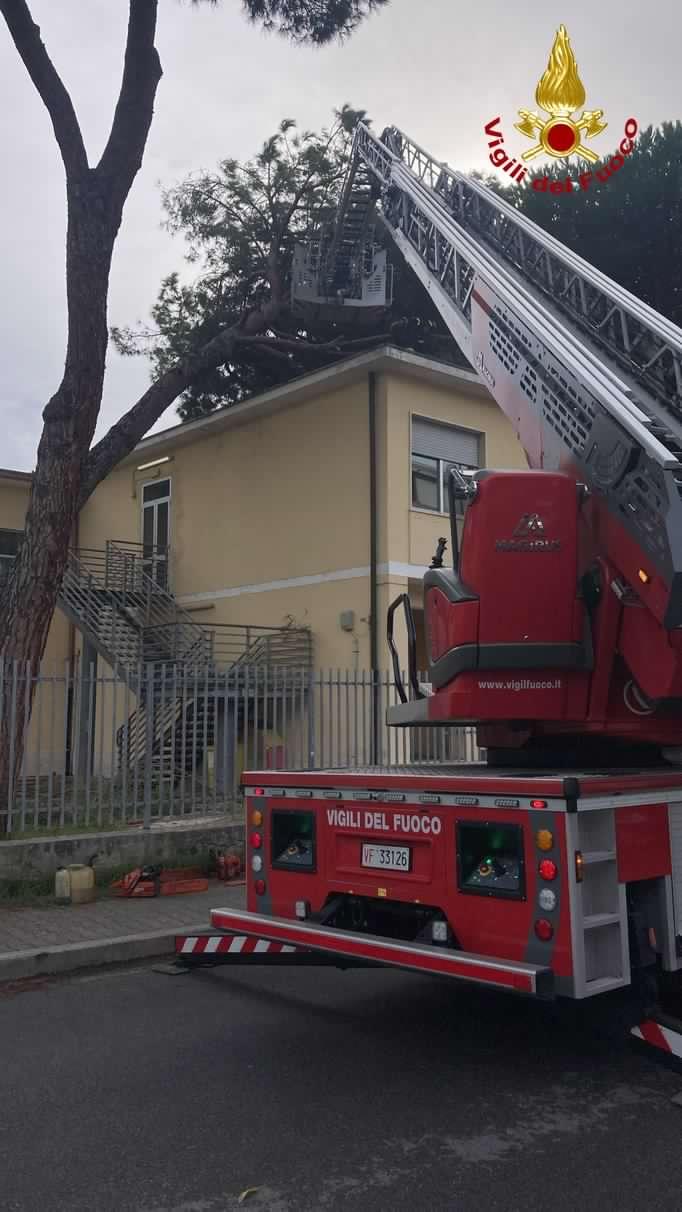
[59,544,312,675]
[0,660,482,836]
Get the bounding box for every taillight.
[530,799,547,809]
[575,850,584,882]
[534,918,554,942]
[255,879,266,896]
[535,829,554,852]
[253,788,265,797]
[538,859,558,881]
[250,831,263,849]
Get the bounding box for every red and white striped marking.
[176,934,297,957]
[631,1019,682,1059]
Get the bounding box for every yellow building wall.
[381,370,528,570]
[77,366,527,679]
[79,379,373,671]
[0,479,71,673]
[174,380,369,596]
[0,479,30,530]
[375,370,527,671]
[1,479,73,779]
[66,362,527,686]
[186,576,372,671]
[79,379,370,591]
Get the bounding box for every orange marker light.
[638,569,650,584]
[536,829,554,852]
[251,809,263,827]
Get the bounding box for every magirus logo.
[496,513,560,552]
[513,513,545,536]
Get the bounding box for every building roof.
[123,346,490,466]
[0,467,32,484]
[0,347,490,482]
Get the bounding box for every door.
[141,478,171,588]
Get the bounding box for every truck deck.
[242,763,682,803]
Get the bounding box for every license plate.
[361,843,411,872]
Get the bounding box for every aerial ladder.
[294,122,682,765]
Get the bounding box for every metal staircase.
[57,542,210,679]
[116,630,313,791]
[54,541,312,788]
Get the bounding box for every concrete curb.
[0,925,207,983]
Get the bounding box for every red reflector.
[534,918,554,942]
[530,799,547,809]
[539,859,558,881]
[254,879,266,896]
[253,788,265,797]
[250,831,263,849]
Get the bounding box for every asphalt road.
[2,962,682,1212]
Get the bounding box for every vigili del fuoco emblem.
[515,25,607,163]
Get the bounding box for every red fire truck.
[176,124,682,1060]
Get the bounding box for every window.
[457,820,526,901]
[0,529,22,588]
[411,417,481,515]
[141,478,171,588]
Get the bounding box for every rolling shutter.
[412,417,480,466]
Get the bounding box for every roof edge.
[122,346,489,465]
[0,467,32,483]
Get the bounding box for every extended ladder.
[310,122,682,627]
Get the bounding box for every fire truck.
[176,123,682,1059]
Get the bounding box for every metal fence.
[0,661,481,836]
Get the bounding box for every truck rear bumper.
[209,907,554,997]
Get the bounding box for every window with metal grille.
[411,417,481,515]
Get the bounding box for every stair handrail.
[104,541,212,666]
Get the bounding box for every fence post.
[143,664,155,830]
[76,639,98,783]
[370,668,380,766]
[307,668,316,767]
[6,661,19,835]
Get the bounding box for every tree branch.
[80,321,242,503]
[96,0,162,206]
[80,315,390,504]
[0,0,88,179]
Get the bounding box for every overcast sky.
[0,0,679,470]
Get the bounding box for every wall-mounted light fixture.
[131,454,174,497]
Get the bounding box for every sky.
[0,0,679,471]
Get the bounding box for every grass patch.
[6,819,141,841]
[3,807,239,841]
[0,876,56,906]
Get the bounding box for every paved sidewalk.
[0,879,245,981]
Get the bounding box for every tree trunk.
[0,2,163,828]
[0,182,114,826]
